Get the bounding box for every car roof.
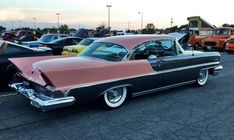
[95,35,175,50]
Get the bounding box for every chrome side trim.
[66,61,219,94]
[132,80,196,97]
[156,61,220,74]
[9,82,75,111]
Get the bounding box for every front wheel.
[194,43,200,50]
[195,69,209,86]
[102,86,128,109]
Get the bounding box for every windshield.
[39,35,55,42]
[79,42,128,62]
[78,39,94,46]
[213,29,230,35]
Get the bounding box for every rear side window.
[132,40,176,60]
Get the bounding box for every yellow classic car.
[62,38,102,56]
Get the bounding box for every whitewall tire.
[196,69,209,86]
[103,86,127,109]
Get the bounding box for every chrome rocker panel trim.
[9,82,75,112]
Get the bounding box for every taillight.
[40,73,54,87]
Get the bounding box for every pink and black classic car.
[9,35,223,111]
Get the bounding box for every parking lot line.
[0,93,18,98]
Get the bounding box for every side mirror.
[148,55,158,61]
[148,55,160,64]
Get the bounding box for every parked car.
[14,30,33,39]
[22,34,69,47]
[201,27,234,50]
[9,35,222,111]
[62,38,102,56]
[42,37,83,55]
[1,32,16,41]
[0,40,52,89]
[14,34,38,44]
[225,36,234,53]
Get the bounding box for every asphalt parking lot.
[0,52,233,140]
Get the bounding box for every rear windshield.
[79,42,128,61]
[39,35,55,42]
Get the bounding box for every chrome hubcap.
[106,88,123,103]
[198,70,207,83]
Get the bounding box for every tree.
[59,24,69,34]
[96,23,108,32]
[222,23,234,28]
[142,23,155,34]
[0,26,6,33]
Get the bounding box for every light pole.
[138,11,143,32]
[106,5,111,30]
[56,13,60,33]
[33,18,37,30]
[171,17,173,28]
[18,20,22,28]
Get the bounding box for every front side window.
[79,42,128,61]
[213,29,230,35]
[189,21,198,28]
[131,40,176,60]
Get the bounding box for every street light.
[171,17,173,28]
[56,13,60,33]
[106,5,111,30]
[33,18,37,30]
[138,11,143,32]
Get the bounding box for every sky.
[0,0,234,30]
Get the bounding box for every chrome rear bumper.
[9,82,75,111]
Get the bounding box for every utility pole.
[11,21,14,30]
[18,20,22,28]
[106,5,111,30]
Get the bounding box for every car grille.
[204,42,216,46]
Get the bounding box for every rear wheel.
[221,43,227,51]
[194,43,200,50]
[102,86,127,109]
[196,69,209,86]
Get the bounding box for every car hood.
[204,35,230,41]
[10,56,155,93]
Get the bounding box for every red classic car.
[201,27,234,50]
[226,36,234,53]
[9,35,223,111]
